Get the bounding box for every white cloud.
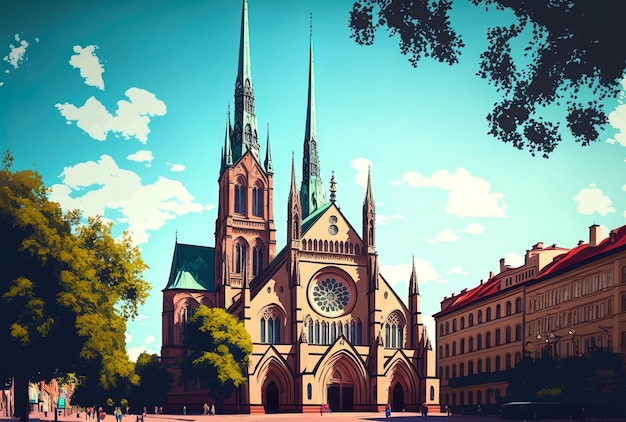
[350,157,372,188]
[380,258,445,288]
[127,345,146,362]
[127,150,154,166]
[144,335,156,345]
[607,75,626,147]
[394,168,508,218]
[55,88,167,143]
[426,228,459,244]
[167,162,185,172]
[3,34,29,70]
[49,154,213,244]
[426,222,485,244]
[502,253,524,268]
[573,183,615,216]
[446,266,469,275]
[125,332,132,344]
[68,45,105,90]
[376,213,404,226]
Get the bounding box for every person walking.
[385,403,391,421]
[182,406,186,416]
[210,404,215,416]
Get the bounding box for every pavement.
[2,412,626,422]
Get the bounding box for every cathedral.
[160,0,439,414]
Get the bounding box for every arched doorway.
[326,372,354,411]
[265,381,279,413]
[392,383,404,411]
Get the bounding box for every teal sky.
[2,0,625,361]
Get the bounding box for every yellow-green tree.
[180,306,252,410]
[0,152,150,420]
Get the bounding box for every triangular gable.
[382,348,413,373]
[309,334,368,376]
[300,202,365,251]
[249,344,292,377]
[163,243,215,292]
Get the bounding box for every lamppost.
[536,332,561,359]
[568,328,581,357]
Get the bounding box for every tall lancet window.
[252,185,263,217]
[252,245,262,276]
[368,220,374,245]
[235,183,246,214]
[235,243,246,273]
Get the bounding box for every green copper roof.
[164,243,215,292]
[301,201,331,234]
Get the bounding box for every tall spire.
[264,122,273,174]
[224,105,233,168]
[409,255,419,295]
[232,0,260,163]
[300,13,326,218]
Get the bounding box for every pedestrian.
[327,404,332,415]
[580,407,586,422]
[203,403,208,415]
[182,406,186,416]
[210,404,215,416]
[422,402,428,419]
[385,403,391,421]
[477,405,482,418]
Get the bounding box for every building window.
[496,304,501,318]
[477,334,483,350]
[495,329,501,346]
[357,320,363,345]
[461,317,465,329]
[505,326,512,343]
[235,243,246,273]
[505,353,511,369]
[252,245,263,276]
[469,313,474,327]
[453,319,458,332]
[252,185,263,217]
[486,357,491,373]
[486,307,492,322]
[445,321,450,335]
[460,362,465,376]
[261,313,281,344]
[440,324,444,337]
[430,386,435,401]
[445,344,450,358]
[506,301,512,316]
[468,360,474,375]
[486,332,492,348]
[515,324,522,341]
[478,359,483,373]
[234,184,246,214]
[452,342,457,356]
[495,356,501,371]
[478,310,483,324]
[469,337,474,352]
[515,297,522,313]
[307,383,312,400]
[621,265,626,283]
[460,338,465,354]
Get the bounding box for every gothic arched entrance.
[265,381,279,413]
[327,371,354,411]
[392,383,404,411]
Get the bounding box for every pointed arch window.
[252,245,263,276]
[356,319,363,345]
[235,243,246,273]
[234,184,246,214]
[308,318,314,345]
[252,185,263,217]
[322,322,328,345]
[244,123,252,145]
[315,320,320,344]
[260,318,266,343]
[350,320,356,344]
[331,322,337,343]
[261,309,281,344]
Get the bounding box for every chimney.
[609,230,616,243]
[577,240,584,246]
[489,271,494,279]
[499,258,505,272]
[589,224,601,247]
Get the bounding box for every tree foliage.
[506,351,626,417]
[349,0,626,157]
[0,151,150,418]
[179,306,252,408]
[71,353,172,414]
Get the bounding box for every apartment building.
[434,223,626,411]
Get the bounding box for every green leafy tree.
[127,353,173,413]
[349,0,626,158]
[0,151,150,420]
[179,306,252,411]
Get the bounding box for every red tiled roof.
[537,224,626,279]
[434,224,626,318]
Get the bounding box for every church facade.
[160,0,439,414]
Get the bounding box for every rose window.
[312,277,351,314]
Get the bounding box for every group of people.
[202,403,216,416]
[383,401,428,421]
